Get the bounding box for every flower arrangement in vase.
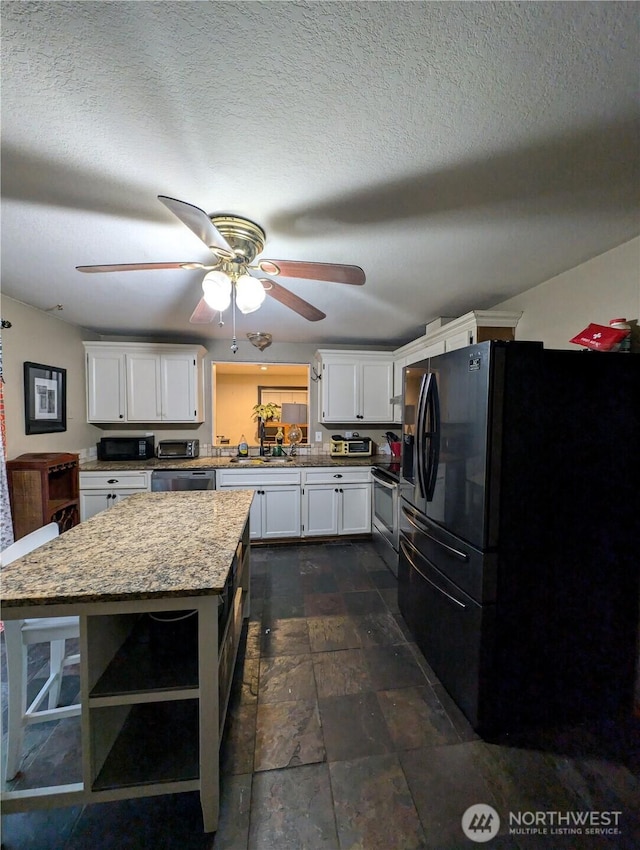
[251,402,281,422]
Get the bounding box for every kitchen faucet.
[258,418,267,456]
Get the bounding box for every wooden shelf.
[90,613,200,699]
[7,452,80,539]
[92,700,199,791]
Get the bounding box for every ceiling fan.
[76,195,365,325]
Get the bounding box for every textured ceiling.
[2,1,638,347]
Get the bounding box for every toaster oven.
[330,437,373,457]
[157,439,200,459]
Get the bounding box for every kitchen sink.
[229,457,294,464]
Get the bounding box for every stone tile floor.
[1,540,639,849]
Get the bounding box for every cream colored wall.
[1,297,101,460]
[491,237,640,349]
[214,372,308,447]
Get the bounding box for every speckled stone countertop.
[80,454,395,472]
[1,490,254,609]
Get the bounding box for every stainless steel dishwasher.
[151,469,216,491]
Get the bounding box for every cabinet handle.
[119,414,124,419]
[333,473,343,478]
[106,494,112,501]
[107,479,119,484]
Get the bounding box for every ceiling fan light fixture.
[202,270,232,311]
[235,273,266,314]
[247,332,273,350]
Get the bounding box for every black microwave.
[97,435,155,462]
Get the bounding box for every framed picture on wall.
[24,361,67,434]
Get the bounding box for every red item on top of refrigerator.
[569,323,629,351]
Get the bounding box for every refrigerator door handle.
[424,372,440,501]
[400,538,467,609]
[415,373,429,499]
[402,507,469,562]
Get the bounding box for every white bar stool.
[1,522,80,781]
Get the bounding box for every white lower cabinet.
[216,466,372,540]
[80,472,150,521]
[302,468,371,536]
[216,469,301,540]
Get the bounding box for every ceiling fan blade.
[189,297,218,324]
[261,279,326,322]
[76,262,208,273]
[258,259,365,285]
[158,196,235,257]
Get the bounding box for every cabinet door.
[218,485,262,538]
[261,486,301,539]
[126,354,162,421]
[86,350,126,422]
[80,489,146,521]
[161,354,197,421]
[303,485,338,536]
[360,362,393,422]
[321,362,358,421]
[339,484,371,535]
[444,330,473,352]
[392,357,405,424]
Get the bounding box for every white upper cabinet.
[390,311,522,422]
[84,343,206,423]
[315,350,394,423]
[86,348,127,422]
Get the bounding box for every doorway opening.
[211,362,309,449]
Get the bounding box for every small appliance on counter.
[330,435,373,457]
[157,439,199,459]
[97,435,155,462]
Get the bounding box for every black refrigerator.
[398,340,639,733]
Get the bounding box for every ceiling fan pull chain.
[230,285,239,354]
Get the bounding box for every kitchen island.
[1,490,253,832]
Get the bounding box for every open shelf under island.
[1,489,253,833]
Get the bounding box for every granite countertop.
[1,490,254,609]
[80,454,395,472]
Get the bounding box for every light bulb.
[235,274,266,314]
[202,271,231,311]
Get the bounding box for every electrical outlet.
[315,431,322,443]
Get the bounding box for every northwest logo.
[462,804,501,842]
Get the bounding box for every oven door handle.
[402,507,469,563]
[400,538,467,609]
[372,471,397,490]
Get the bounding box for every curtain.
[0,328,14,551]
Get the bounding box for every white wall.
[491,237,640,349]
[1,298,101,460]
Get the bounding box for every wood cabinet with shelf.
[83,342,207,423]
[7,452,80,539]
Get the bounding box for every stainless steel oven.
[371,465,400,576]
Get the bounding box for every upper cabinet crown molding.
[394,310,523,362]
[314,349,394,424]
[83,342,207,424]
[390,310,523,422]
